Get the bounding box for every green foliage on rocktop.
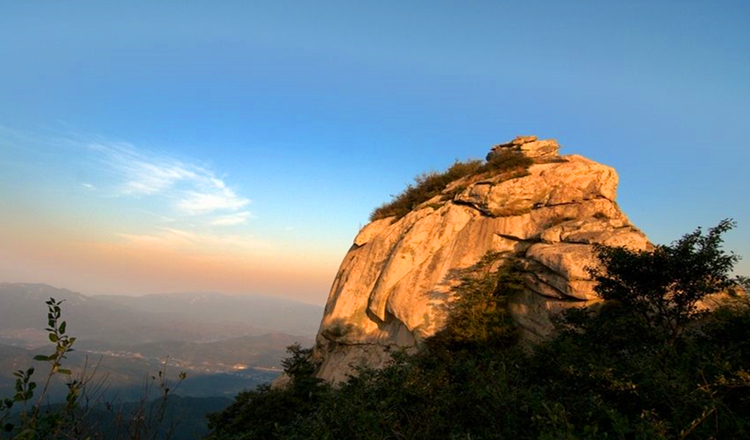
[369,159,483,221]
[206,221,750,440]
[370,151,534,221]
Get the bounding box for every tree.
[588,218,742,343]
[206,344,329,440]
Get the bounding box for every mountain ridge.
[0,282,322,345]
[0,282,317,403]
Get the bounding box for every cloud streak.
[90,141,251,222]
[178,191,249,216]
[210,211,255,226]
[116,227,270,254]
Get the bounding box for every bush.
[370,159,483,221]
[370,151,535,222]
[429,253,522,350]
[205,345,329,440]
[588,218,741,343]
[478,150,534,175]
[206,221,750,440]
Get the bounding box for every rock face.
[312,136,651,383]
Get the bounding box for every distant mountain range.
[95,290,323,338]
[0,283,321,346]
[0,282,319,403]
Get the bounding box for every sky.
[1,1,748,304]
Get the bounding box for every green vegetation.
[479,149,534,175]
[428,252,522,350]
[5,221,747,439]
[0,299,188,440]
[369,150,534,221]
[588,218,740,343]
[206,220,749,440]
[1,298,83,439]
[206,345,330,440]
[370,159,483,221]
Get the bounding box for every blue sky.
[1,1,748,303]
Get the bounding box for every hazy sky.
[1,1,748,304]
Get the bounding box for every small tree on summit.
[588,218,743,343]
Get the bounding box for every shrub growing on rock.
[370,150,536,222]
[477,150,533,175]
[428,253,522,350]
[370,159,483,221]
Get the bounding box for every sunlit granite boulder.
[312,136,651,383]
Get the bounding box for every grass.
[369,159,483,221]
[479,150,534,175]
[370,151,535,221]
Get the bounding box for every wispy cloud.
[89,142,196,195]
[178,191,249,216]
[210,211,255,226]
[89,141,251,220]
[116,227,270,254]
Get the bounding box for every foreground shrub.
[205,344,329,440]
[589,218,740,343]
[0,299,187,440]
[206,221,749,440]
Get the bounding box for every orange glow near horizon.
[0,226,339,304]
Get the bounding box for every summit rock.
[312,137,650,383]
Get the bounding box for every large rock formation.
[313,136,651,383]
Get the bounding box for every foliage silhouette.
[206,221,749,440]
[588,218,741,342]
[370,159,483,221]
[369,151,534,221]
[0,299,188,440]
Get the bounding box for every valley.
[0,283,318,401]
